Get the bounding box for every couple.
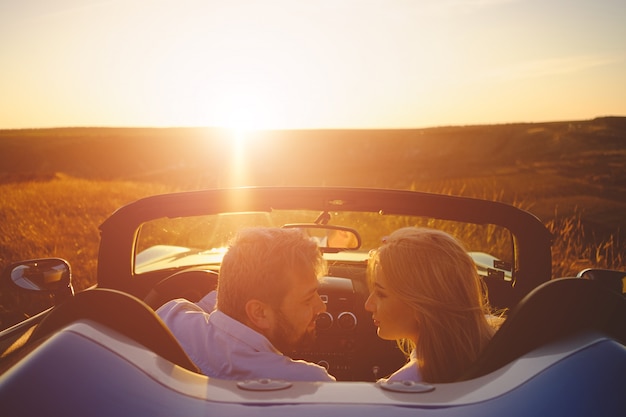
[157,226,501,383]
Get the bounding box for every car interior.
[13,267,626,384]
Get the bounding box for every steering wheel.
[143,268,219,310]
[31,288,200,373]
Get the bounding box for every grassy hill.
[2,116,625,227]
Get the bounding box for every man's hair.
[216,227,326,322]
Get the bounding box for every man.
[157,227,335,381]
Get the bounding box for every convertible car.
[1,187,625,416]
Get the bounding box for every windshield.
[134,209,514,277]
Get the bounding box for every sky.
[1,0,625,130]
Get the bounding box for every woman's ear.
[244,299,273,331]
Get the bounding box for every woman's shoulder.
[382,352,422,382]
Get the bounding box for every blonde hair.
[368,227,501,383]
[217,227,326,322]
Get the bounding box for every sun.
[215,86,283,131]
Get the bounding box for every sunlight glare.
[225,128,254,188]
[216,86,281,131]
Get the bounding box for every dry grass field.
[1,117,625,325]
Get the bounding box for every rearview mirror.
[282,224,361,252]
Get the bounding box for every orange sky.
[1,0,625,130]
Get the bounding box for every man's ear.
[244,299,273,331]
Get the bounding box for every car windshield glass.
[134,209,514,277]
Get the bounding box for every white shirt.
[156,291,335,382]
[383,349,422,382]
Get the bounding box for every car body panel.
[1,321,624,416]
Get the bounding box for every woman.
[365,227,503,383]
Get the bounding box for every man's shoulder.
[156,298,202,315]
[156,298,211,333]
[280,357,336,382]
[196,291,217,312]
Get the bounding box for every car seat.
[459,276,626,380]
[31,288,200,373]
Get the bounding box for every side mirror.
[577,268,626,296]
[4,258,74,302]
[282,224,361,252]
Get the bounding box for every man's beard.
[271,309,317,354]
